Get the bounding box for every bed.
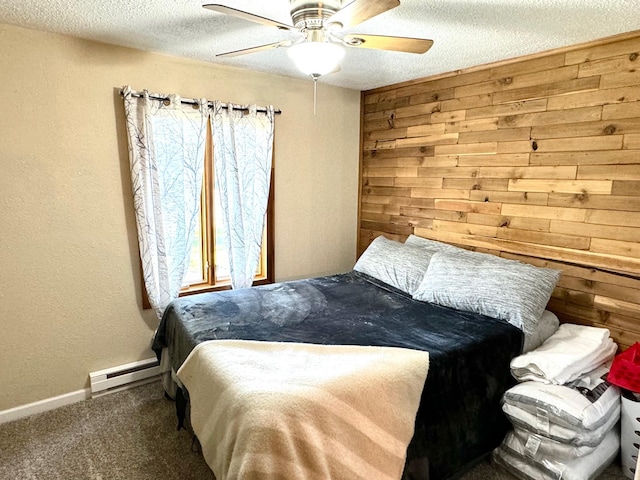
[151,235,561,480]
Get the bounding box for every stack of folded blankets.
[493,323,621,480]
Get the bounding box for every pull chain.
[311,74,320,116]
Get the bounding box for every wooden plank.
[564,36,640,64]
[434,142,497,156]
[552,286,595,307]
[612,180,640,195]
[499,105,602,128]
[531,118,640,140]
[500,253,640,290]
[546,85,640,110]
[417,166,479,178]
[508,179,613,194]
[444,117,499,134]
[366,127,408,141]
[578,53,640,77]
[497,141,535,154]
[430,109,467,123]
[530,150,640,166]
[390,215,434,229]
[395,102,441,119]
[602,101,640,120]
[360,203,401,215]
[433,219,498,237]
[435,199,502,215]
[624,133,640,149]
[393,177,444,188]
[362,177,394,187]
[466,99,548,120]
[395,133,459,148]
[408,88,456,105]
[497,228,591,250]
[440,94,493,112]
[493,77,600,104]
[591,238,640,258]
[405,123,446,137]
[577,164,640,180]
[364,167,418,178]
[550,219,640,243]
[586,209,640,228]
[458,127,532,144]
[548,193,640,211]
[411,188,469,199]
[411,228,640,275]
[501,204,586,222]
[455,65,579,98]
[360,221,413,236]
[361,186,412,197]
[600,70,640,89]
[594,296,640,318]
[468,212,550,231]
[394,114,433,129]
[363,146,435,159]
[457,153,530,166]
[469,190,549,206]
[443,178,510,191]
[534,135,623,152]
[477,166,577,179]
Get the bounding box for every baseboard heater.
[89,358,161,397]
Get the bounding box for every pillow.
[354,235,432,295]
[522,310,560,353]
[412,249,561,335]
[404,234,463,253]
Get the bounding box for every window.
[180,122,274,295]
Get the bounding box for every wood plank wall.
[358,31,640,350]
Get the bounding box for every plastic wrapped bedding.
[502,401,619,447]
[493,428,619,480]
[503,364,620,431]
[511,427,597,460]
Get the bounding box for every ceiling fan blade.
[326,0,400,30]
[343,34,433,54]
[217,41,293,58]
[203,4,294,30]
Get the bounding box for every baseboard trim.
[0,388,90,425]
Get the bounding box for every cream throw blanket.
[177,340,430,480]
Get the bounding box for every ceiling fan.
[203,0,434,78]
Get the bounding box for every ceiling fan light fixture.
[287,41,345,76]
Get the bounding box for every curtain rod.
[120,89,281,115]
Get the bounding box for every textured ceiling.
[1,0,639,91]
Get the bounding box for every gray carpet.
[0,381,629,480]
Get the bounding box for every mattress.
[152,271,523,480]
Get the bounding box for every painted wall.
[0,23,361,410]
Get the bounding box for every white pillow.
[404,235,462,252]
[354,235,431,295]
[523,310,559,353]
[413,249,561,335]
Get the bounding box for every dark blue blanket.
[152,271,522,480]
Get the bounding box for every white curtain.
[211,101,275,289]
[122,86,208,318]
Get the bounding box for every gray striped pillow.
[354,236,432,295]
[413,249,561,335]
